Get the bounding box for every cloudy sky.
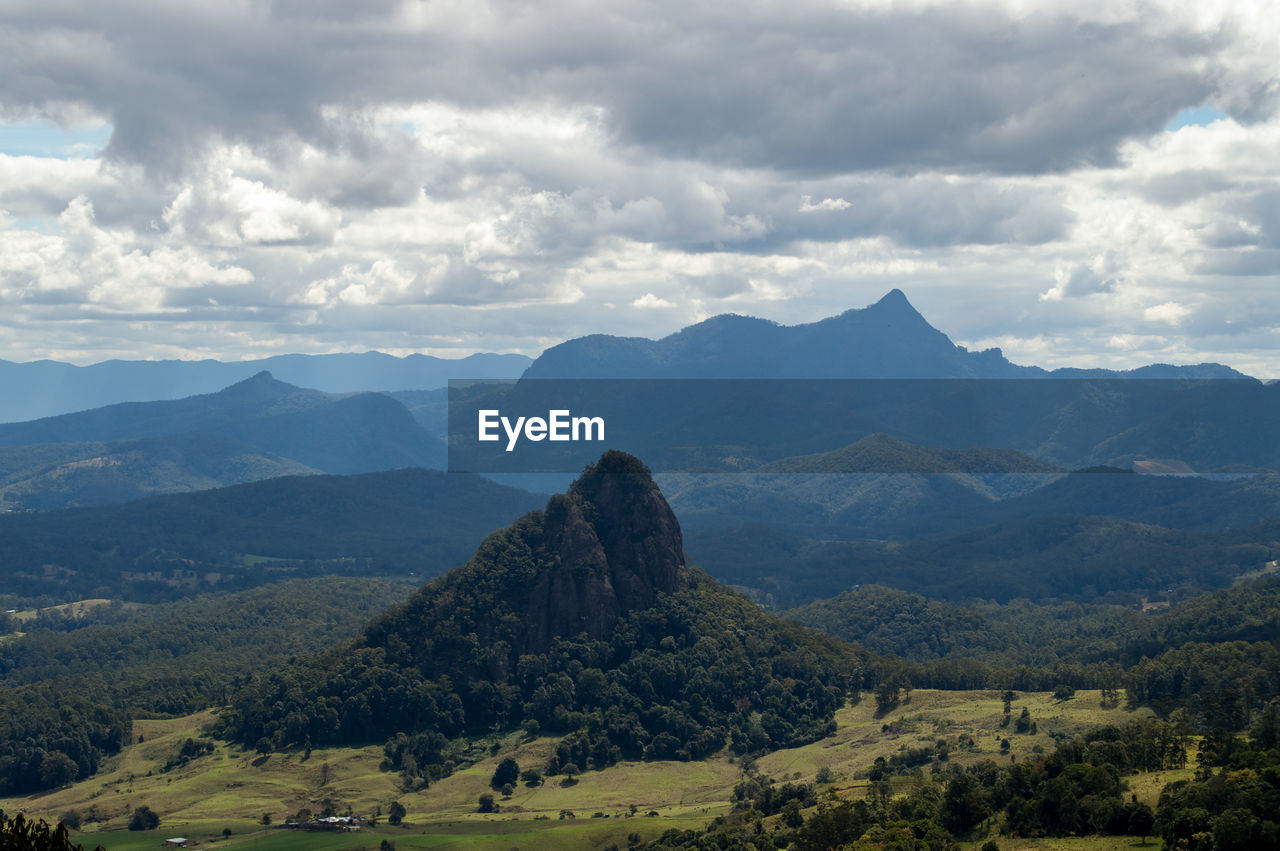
[1,0,1278,375]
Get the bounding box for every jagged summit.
[522,290,1249,380]
[863,287,920,317]
[364,450,689,659]
[519,450,690,652]
[523,289,1036,379]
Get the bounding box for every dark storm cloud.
[0,0,1235,177]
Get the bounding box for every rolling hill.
[0,467,545,602]
[0,372,448,509]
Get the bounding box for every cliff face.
[519,450,689,654]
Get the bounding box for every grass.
[10,598,148,624]
[1233,558,1279,584]
[12,599,117,622]
[1,690,1169,850]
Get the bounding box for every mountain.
[0,351,532,423]
[657,435,1061,542]
[0,433,316,511]
[655,430,1280,545]
[0,373,447,505]
[523,290,1248,380]
[451,370,1278,475]
[0,468,545,601]
[221,451,863,770]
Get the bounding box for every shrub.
[127,806,159,831]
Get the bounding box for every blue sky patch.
[1165,106,1228,131]
[0,120,112,158]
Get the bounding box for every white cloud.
[799,195,852,212]
[1144,301,1192,325]
[0,1,1274,373]
[632,293,675,309]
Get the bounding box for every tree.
[39,752,78,788]
[1129,804,1155,846]
[260,813,271,826]
[562,763,580,782]
[57,811,81,832]
[941,773,990,833]
[127,806,159,831]
[500,783,514,798]
[221,828,231,840]
[490,756,519,789]
[874,681,900,714]
[478,794,496,813]
[387,801,406,825]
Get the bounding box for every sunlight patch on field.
[1,689,1162,850]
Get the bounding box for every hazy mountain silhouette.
[0,351,531,423]
[0,373,446,507]
[524,290,1248,379]
[0,433,316,511]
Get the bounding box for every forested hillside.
[0,468,543,603]
[0,577,411,796]
[220,452,865,781]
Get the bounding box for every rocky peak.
[519,450,689,653]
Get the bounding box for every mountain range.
[0,351,531,424]
[0,372,446,510]
[524,289,1250,380]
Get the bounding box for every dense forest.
[0,578,410,796]
[789,575,1280,729]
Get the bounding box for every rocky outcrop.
[518,450,689,654]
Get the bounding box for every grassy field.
[2,690,1170,850]
[10,598,147,622]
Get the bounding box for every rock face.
[518,450,689,654]
[356,450,691,674]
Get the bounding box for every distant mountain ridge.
[0,372,447,509]
[0,467,545,600]
[0,433,317,511]
[756,433,1063,474]
[0,351,531,423]
[524,289,1249,379]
